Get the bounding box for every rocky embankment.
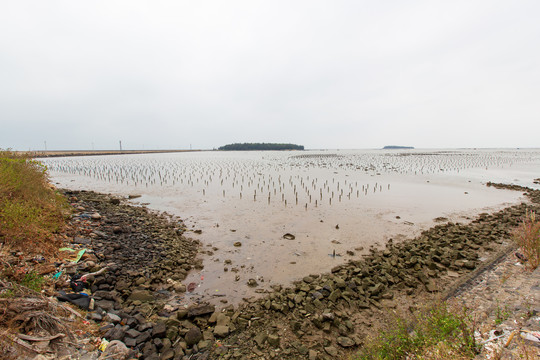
[53,185,539,359]
[62,190,202,359]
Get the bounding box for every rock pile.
[61,186,539,359]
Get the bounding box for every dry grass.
[513,210,540,270]
[0,150,69,254]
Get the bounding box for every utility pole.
[119,140,122,151]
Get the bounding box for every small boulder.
[213,325,229,338]
[184,327,202,346]
[91,213,102,220]
[337,336,355,347]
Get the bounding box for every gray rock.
[337,336,355,347]
[73,237,91,245]
[324,346,338,356]
[135,331,151,344]
[161,349,175,360]
[254,333,267,348]
[213,325,229,338]
[185,327,202,346]
[124,337,137,348]
[152,322,167,338]
[105,326,125,341]
[267,334,280,347]
[96,300,115,311]
[125,328,141,339]
[216,313,230,326]
[87,312,103,322]
[105,313,121,324]
[187,304,215,317]
[128,290,154,303]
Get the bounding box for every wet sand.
[42,149,540,305]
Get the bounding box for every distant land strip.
[25,150,201,158]
[219,143,304,151]
[383,145,414,149]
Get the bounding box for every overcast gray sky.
[1,1,539,150]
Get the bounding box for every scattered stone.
[267,334,280,347]
[213,325,229,338]
[184,327,202,346]
[337,336,355,347]
[129,290,154,303]
[188,304,215,317]
[73,237,91,245]
[324,346,338,357]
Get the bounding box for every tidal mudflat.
[43,149,540,304]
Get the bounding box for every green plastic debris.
[73,249,86,263]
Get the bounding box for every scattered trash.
[283,233,295,240]
[482,332,506,344]
[72,249,86,263]
[515,252,527,262]
[98,338,109,354]
[520,330,540,343]
[187,283,197,292]
[56,290,93,310]
[69,274,88,292]
[504,330,518,348]
[52,271,63,280]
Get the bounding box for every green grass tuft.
[354,302,478,360]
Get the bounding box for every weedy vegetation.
[513,210,540,270]
[354,301,479,360]
[0,150,68,254]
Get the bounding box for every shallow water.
[43,149,540,305]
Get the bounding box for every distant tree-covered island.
[383,145,414,149]
[218,143,304,151]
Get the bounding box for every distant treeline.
[218,143,305,151]
[383,145,414,149]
